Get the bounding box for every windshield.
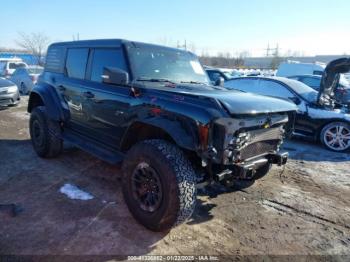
[284,78,318,102]
[128,46,210,84]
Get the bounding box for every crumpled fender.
[123,116,199,151]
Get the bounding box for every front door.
[80,48,136,148]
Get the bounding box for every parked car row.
[9,66,43,94]
[224,58,350,152]
[0,57,43,106]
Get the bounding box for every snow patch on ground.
[59,183,94,200]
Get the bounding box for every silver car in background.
[9,66,44,95]
[0,77,20,107]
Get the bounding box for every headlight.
[7,85,18,94]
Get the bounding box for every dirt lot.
[0,96,350,258]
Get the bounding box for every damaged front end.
[200,112,291,184]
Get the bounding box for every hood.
[0,77,15,88]
[317,57,350,106]
[147,83,298,115]
[197,90,298,115]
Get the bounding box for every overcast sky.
[2,0,350,57]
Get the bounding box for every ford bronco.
[28,39,297,231]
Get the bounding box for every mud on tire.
[29,106,63,158]
[122,139,197,231]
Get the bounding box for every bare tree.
[16,32,50,65]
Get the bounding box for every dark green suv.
[28,39,296,231]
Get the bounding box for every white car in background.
[276,61,326,77]
[9,66,44,94]
[0,58,28,78]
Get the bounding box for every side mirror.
[214,77,224,87]
[289,96,301,105]
[102,67,129,85]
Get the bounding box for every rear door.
[81,47,133,147]
[58,48,91,134]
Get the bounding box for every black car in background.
[288,74,350,105]
[224,58,350,152]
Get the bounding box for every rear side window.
[66,48,89,79]
[45,46,65,73]
[90,49,127,82]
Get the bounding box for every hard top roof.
[49,39,187,53]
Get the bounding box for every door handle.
[83,91,95,99]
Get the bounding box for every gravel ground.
[0,96,349,259]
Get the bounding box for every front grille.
[240,140,279,160]
[248,127,283,143]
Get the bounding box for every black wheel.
[320,122,350,152]
[29,106,63,158]
[253,163,272,180]
[122,139,197,231]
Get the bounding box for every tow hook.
[268,152,288,166]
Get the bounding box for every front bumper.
[0,91,20,106]
[215,151,288,181]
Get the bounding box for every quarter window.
[90,49,127,83]
[65,48,89,79]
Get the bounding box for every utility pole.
[265,43,270,57]
[265,43,279,57]
[177,40,187,50]
[72,33,80,41]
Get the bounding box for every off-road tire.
[122,139,197,231]
[29,106,63,158]
[253,163,272,180]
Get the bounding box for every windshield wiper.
[180,81,205,85]
[136,77,176,85]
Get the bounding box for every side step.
[62,130,124,165]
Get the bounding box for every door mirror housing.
[214,77,224,87]
[289,96,301,105]
[102,67,129,85]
